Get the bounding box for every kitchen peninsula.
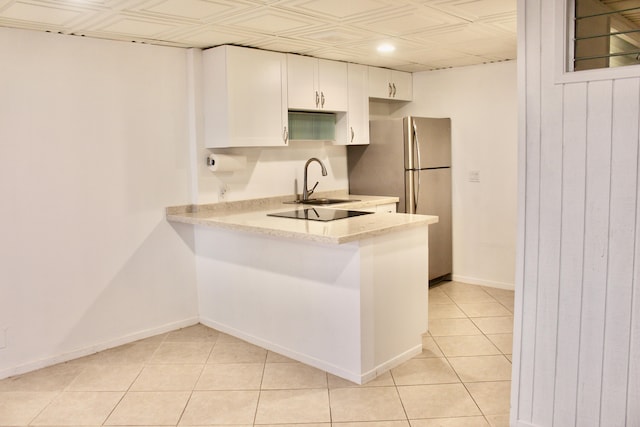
[167,193,438,384]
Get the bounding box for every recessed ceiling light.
[377,43,396,53]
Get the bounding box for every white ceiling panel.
[408,47,471,63]
[352,7,466,36]
[100,18,176,37]
[481,12,517,33]
[294,25,377,45]
[424,54,487,69]
[410,22,499,45]
[422,0,516,20]
[0,0,517,70]
[343,36,436,57]
[139,0,243,20]
[274,0,398,20]
[1,1,85,25]
[451,35,516,57]
[218,8,321,34]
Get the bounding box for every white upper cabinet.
[340,63,369,145]
[287,54,348,111]
[203,45,288,148]
[368,66,412,101]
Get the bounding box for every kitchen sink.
[298,198,358,205]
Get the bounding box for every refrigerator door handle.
[411,121,422,212]
[412,121,422,172]
[414,169,420,213]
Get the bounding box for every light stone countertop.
[166,191,438,245]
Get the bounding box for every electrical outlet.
[469,170,480,183]
[0,328,6,350]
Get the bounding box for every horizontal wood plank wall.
[515,0,640,426]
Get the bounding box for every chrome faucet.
[302,157,327,201]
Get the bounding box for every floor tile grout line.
[251,348,268,426]
[326,372,333,425]
[430,283,513,423]
[172,342,213,427]
[102,330,209,427]
[403,316,474,423]
[442,283,513,352]
[25,389,62,427]
[389,365,410,422]
[99,354,150,426]
[442,331,496,422]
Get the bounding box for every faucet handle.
[308,181,319,197]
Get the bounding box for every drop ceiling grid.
[289,25,381,46]
[0,0,98,29]
[0,0,518,71]
[137,0,249,21]
[419,0,517,21]
[347,7,469,38]
[270,0,403,21]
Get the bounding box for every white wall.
[513,0,640,425]
[196,142,349,203]
[396,61,518,289]
[0,28,199,378]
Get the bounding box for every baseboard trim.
[0,317,199,380]
[200,316,421,385]
[451,274,515,291]
[199,316,363,383]
[366,344,423,382]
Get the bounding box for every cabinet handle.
[392,83,397,97]
[321,92,325,108]
[388,83,393,97]
[350,127,355,143]
[283,126,288,144]
[315,91,319,108]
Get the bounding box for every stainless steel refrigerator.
[347,116,452,282]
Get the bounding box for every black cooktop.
[267,207,373,222]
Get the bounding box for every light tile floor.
[0,281,514,427]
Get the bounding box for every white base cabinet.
[195,224,429,384]
[352,202,397,213]
[203,45,288,147]
[375,202,398,213]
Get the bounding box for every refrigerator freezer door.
[412,167,452,280]
[405,117,452,170]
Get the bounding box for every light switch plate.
[469,170,480,183]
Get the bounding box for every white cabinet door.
[368,66,393,99]
[368,66,412,101]
[339,63,369,145]
[318,59,348,111]
[287,54,317,110]
[391,70,412,101]
[204,45,288,148]
[287,54,347,111]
